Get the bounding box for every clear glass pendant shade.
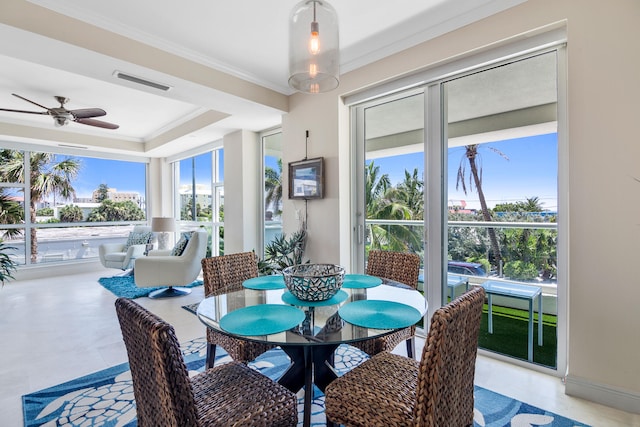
[289,0,339,93]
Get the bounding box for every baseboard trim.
[13,259,109,281]
[565,374,640,414]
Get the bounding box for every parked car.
[447,261,487,276]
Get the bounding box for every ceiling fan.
[0,93,119,129]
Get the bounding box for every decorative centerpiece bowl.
[282,263,345,301]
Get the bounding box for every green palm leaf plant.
[0,239,18,286]
[0,188,24,240]
[258,229,308,275]
[365,161,422,252]
[264,159,283,217]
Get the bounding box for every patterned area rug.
[97,275,203,298]
[22,338,590,427]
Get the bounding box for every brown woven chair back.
[413,286,485,426]
[115,297,199,427]
[201,251,258,296]
[366,250,420,289]
[200,252,272,366]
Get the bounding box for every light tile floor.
[1,267,638,426]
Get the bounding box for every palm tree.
[0,151,80,262]
[365,162,419,251]
[0,189,24,239]
[264,159,283,216]
[456,144,508,267]
[393,168,424,220]
[522,196,544,212]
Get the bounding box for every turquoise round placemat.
[220,305,305,336]
[242,275,286,290]
[342,274,382,289]
[338,300,421,329]
[281,289,348,307]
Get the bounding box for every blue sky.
[72,157,146,198]
[369,133,558,211]
[177,151,224,189]
[71,151,225,199]
[67,132,557,211]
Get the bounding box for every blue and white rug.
[22,338,590,427]
[98,275,203,299]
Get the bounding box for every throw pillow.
[124,231,153,251]
[171,231,194,256]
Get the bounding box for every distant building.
[90,188,143,207]
[179,184,213,209]
[73,197,94,204]
[53,202,100,221]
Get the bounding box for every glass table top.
[197,281,427,347]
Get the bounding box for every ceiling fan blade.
[12,93,51,111]
[70,108,106,119]
[0,107,48,115]
[75,117,119,130]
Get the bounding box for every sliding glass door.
[442,51,559,368]
[351,47,565,372]
[353,91,425,274]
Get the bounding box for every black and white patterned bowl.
[282,264,345,301]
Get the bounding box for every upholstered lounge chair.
[134,229,207,298]
[98,225,152,271]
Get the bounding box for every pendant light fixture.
[288,0,339,94]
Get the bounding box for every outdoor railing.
[366,217,558,286]
[2,221,147,265]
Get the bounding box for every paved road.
[4,226,138,263]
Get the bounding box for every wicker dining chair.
[114,297,298,427]
[351,250,421,358]
[325,286,485,427]
[201,252,275,368]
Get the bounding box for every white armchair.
[99,225,153,271]
[134,229,208,298]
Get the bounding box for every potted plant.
[0,239,18,286]
[258,229,309,275]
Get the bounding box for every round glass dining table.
[196,275,427,427]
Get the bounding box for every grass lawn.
[478,304,557,368]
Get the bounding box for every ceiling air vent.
[113,71,172,91]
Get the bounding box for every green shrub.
[503,260,539,281]
[36,207,54,216]
[59,204,84,222]
[466,256,490,275]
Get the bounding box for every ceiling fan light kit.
[288,0,340,94]
[0,93,119,129]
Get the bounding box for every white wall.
[148,157,173,218]
[223,130,261,254]
[281,0,640,413]
[282,94,341,264]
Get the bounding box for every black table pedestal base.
[279,344,339,427]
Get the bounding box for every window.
[262,130,283,257]
[351,44,565,373]
[0,148,147,265]
[174,149,223,257]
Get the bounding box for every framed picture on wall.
[288,157,324,200]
